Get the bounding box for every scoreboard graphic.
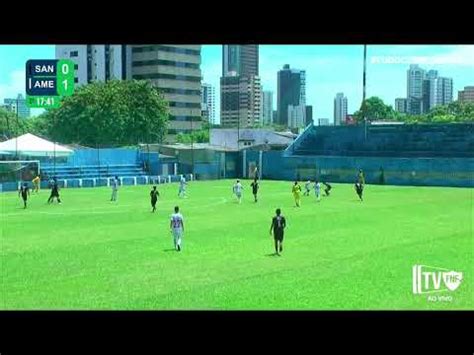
[26,59,75,108]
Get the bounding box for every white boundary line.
[3,197,228,217]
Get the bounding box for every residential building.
[262,90,273,126]
[305,105,313,126]
[56,45,130,86]
[407,64,425,115]
[57,44,203,143]
[220,45,261,128]
[288,104,305,129]
[222,45,258,77]
[210,128,295,150]
[201,83,216,124]
[430,77,453,108]
[395,98,408,113]
[3,94,30,118]
[277,64,306,127]
[317,118,330,126]
[220,74,261,127]
[128,45,202,142]
[333,93,348,125]
[458,86,474,103]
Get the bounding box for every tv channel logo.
[412,264,463,295]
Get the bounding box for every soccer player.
[355,181,364,202]
[170,206,184,251]
[110,176,119,202]
[304,180,311,196]
[269,208,286,256]
[292,181,302,207]
[254,165,259,180]
[233,179,243,204]
[314,180,321,202]
[47,178,61,204]
[32,175,40,193]
[178,176,187,198]
[323,182,332,196]
[18,182,30,209]
[250,178,259,202]
[357,169,365,186]
[150,186,160,212]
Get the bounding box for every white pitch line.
[3,197,229,217]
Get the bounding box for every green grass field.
[1,179,472,309]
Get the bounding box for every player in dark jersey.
[250,178,259,202]
[323,182,332,196]
[357,169,365,185]
[269,208,286,256]
[150,186,160,212]
[18,182,30,209]
[47,178,61,204]
[355,180,363,202]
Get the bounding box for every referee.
[269,208,287,256]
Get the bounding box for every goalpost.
[0,160,41,187]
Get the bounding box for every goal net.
[0,160,40,183]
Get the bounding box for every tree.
[40,80,169,146]
[27,114,51,137]
[354,96,398,123]
[176,129,209,144]
[0,107,30,139]
[396,101,474,124]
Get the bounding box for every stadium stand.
[285,123,474,158]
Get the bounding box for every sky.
[1,45,473,122]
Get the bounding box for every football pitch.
[1,179,472,310]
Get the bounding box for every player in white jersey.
[233,179,243,204]
[170,206,184,251]
[314,180,321,202]
[304,180,311,196]
[178,176,187,198]
[110,176,119,202]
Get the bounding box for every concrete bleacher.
[38,163,193,189]
[41,163,147,180]
[287,123,474,158]
[38,163,147,189]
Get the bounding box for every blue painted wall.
[253,151,474,187]
[65,148,139,166]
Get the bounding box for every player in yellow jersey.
[32,175,40,193]
[292,181,302,207]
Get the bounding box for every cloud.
[432,45,474,67]
[0,69,25,102]
[368,45,474,67]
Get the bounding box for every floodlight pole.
[363,44,368,141]
[191,115,194,176]
[97,143,100,182]
[15,97,19,160]
[53,142,56,178]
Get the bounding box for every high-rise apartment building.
[220,45,261,127]
[3,94,30,118]
[56,45,130,86]
[395,98,408,113]
[407,64,425,115]
[220,74,261,127]
[458,86,474,103]
[262,90,273,126]
[334,93,348,126]
[277,64,306,128]
[201,83,216,124]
